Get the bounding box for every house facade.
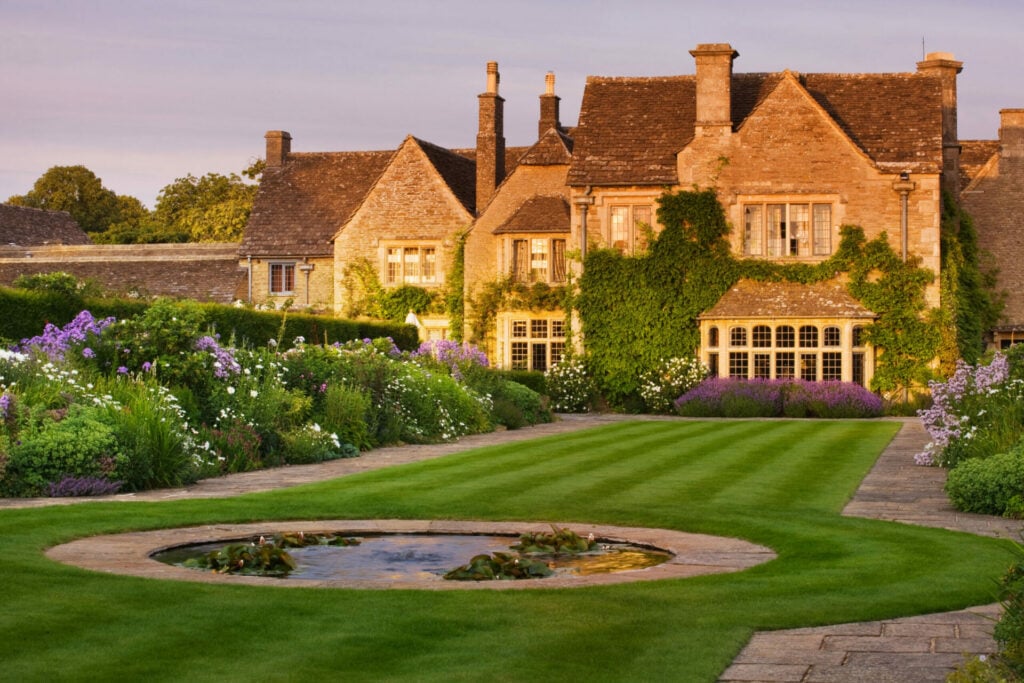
[236,44,1022,388]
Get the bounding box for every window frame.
[382,243,440,286]
[607,204,654,254]
[740,199,835,258]
[269,261,296,295]
[510,237,567,284]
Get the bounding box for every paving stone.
[718,663,809,682]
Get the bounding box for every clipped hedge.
[0,288,418,351]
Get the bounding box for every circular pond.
[46,520,776,590]
[153,532,672,582]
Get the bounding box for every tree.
[152,160,262,242]
[7,165,127,234]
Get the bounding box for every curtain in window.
[551,239,566,282]
[511,240,529,282]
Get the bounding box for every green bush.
[1,405,125,497]
[945,441,1024,516]
[280,424,358,465]
[388,363,491,443]
[489,380,551,429]
[99,380,197,490]
[320,383,372,452]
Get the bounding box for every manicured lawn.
[0,420,1014,681]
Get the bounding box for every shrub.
[387,363,491,443]
[489,380,551,429]
[545,358,595,413]
[638,357,708,413]
[280,424,358,465]
[320,383,372,452]
[1,405,126,497]
[200,418,263,473]
[945,440,1024,517]
[99,380,198,490]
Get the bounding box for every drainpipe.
[246,255,252,303]
[298,260,315,306]
[892,172,916,262]
[573,186,594,262]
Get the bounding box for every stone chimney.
[690,43,738,137]
[476,61,506,212]
[916,52,963,194]
[265,130,292,168]
[539,71,561,139]
[1000,109,1024,159]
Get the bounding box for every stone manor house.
[5,44,1022,389]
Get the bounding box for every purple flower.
[117,366,129,375]
[0,393,11,419]
[82,347,95,359]
[141,361,152,372]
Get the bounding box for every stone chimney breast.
[690,43,738,135]
[539,71,561,138]
[1001,109,1024,158]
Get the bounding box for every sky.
[2,0,1023,209]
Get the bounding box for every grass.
[0,419,1015,681]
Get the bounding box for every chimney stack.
[916,52,963,194]
[265,130,292,168]
[476,61,506,212]
[690,43,738,137]
[1000,109,1024,159]
[539,71,561,139]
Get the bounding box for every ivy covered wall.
[575,189,1000,405]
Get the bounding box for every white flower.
[250,390,258,398]
[226,386,235,395]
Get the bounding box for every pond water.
[154,533,671,582]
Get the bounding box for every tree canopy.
[7,165,124,234]
[7,160,263,244]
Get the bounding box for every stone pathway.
[719,418,1023,683]
[4,414,1020,681]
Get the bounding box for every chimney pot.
[545,72,555,95]
[486,61,499,94]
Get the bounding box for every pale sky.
[2,0,1022,208]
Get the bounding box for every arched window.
[799,325,819,348]
[823,326,841,347]
[776,325,795,348]
[752,325,772,348]
[730,327,748,347]
[708,326,719,347]
[852,325,865,347]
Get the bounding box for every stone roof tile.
[492,196,570,234]
[568,71,945,186]
[239,151,393,257]
[0,204,91,246]
[700,279,876,320]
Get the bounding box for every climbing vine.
[467,278,566,351]
[340,258,442,322]
[445,230,467,342]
